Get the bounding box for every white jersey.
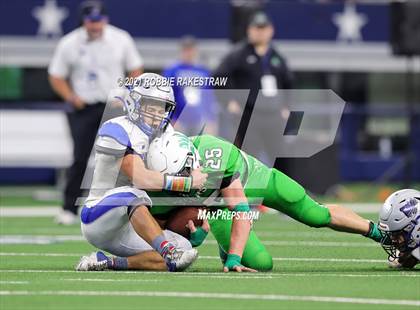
[85,115,173,206]
[48,25,143,104]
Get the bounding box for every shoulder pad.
[96,136,126,156]
[98,116,149,155]
[98,117,131,147]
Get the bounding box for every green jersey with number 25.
[149,135,249,215]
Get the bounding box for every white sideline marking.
[205,240,376,247]
[1,269,419,278]
[0,252,384,263]
[254,231,362,238]
[172,273,420,279]
[0,290,418,306]
[0,235,83,244]
[200,255,385,263]
[0,207,59,217]
[0,281,29,284]
[0,203,380,217]
[64,278,161,283]
[0,252,80,257]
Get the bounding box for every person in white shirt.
[48,0,143,225]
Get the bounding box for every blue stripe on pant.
[81,192,145,224]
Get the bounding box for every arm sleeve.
[124,34,143,72]
[278,55,294,89]
[48,40,70,78]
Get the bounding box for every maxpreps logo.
[399,198,419,218]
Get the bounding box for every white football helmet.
[378,189,420,260]
[116,73,176,136]
[147,131,200,176]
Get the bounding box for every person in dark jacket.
[213,11,293,166]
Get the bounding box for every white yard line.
[1,269,419,278]
[0,252,384,263]
[0,290,418,306]
[155,273,420,278]
[0,252,80,257]
[254,231,361,238]
[0,281,29,284]
[63,278,161,283]
[0,207,60,217]
[204,240,376,247]
[0,235,84,244]
[200,255,385,263]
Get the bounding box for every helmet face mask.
[175,153,194,177]
[121,73,176,136]
[381,226,414,260]
[137,95,175,131]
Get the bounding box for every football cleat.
[76,251,110,271]
[165,248,198,272]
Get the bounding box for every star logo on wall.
[333,2,367,42]
[32,0,68,37]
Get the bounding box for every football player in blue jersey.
[77,73,207,272]
[76,73,253,272]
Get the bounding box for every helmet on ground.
[378,189,420,260]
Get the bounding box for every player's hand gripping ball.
[165,207,205,239]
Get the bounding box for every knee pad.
[242,250,273,271]
[241,231,273,271]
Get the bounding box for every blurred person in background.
[162,36,218,136]
[213,11,293,168]
[48,0,143,225]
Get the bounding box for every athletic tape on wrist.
[233,202,250,212]
[364,221,374,237]
[164,174,192,192]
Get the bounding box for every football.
[165,207,204,238]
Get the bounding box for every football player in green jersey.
[86,131,384,272]
[144,132,383,271]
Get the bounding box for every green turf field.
[0,208,419,310]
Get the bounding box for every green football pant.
[244,155,331,228]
